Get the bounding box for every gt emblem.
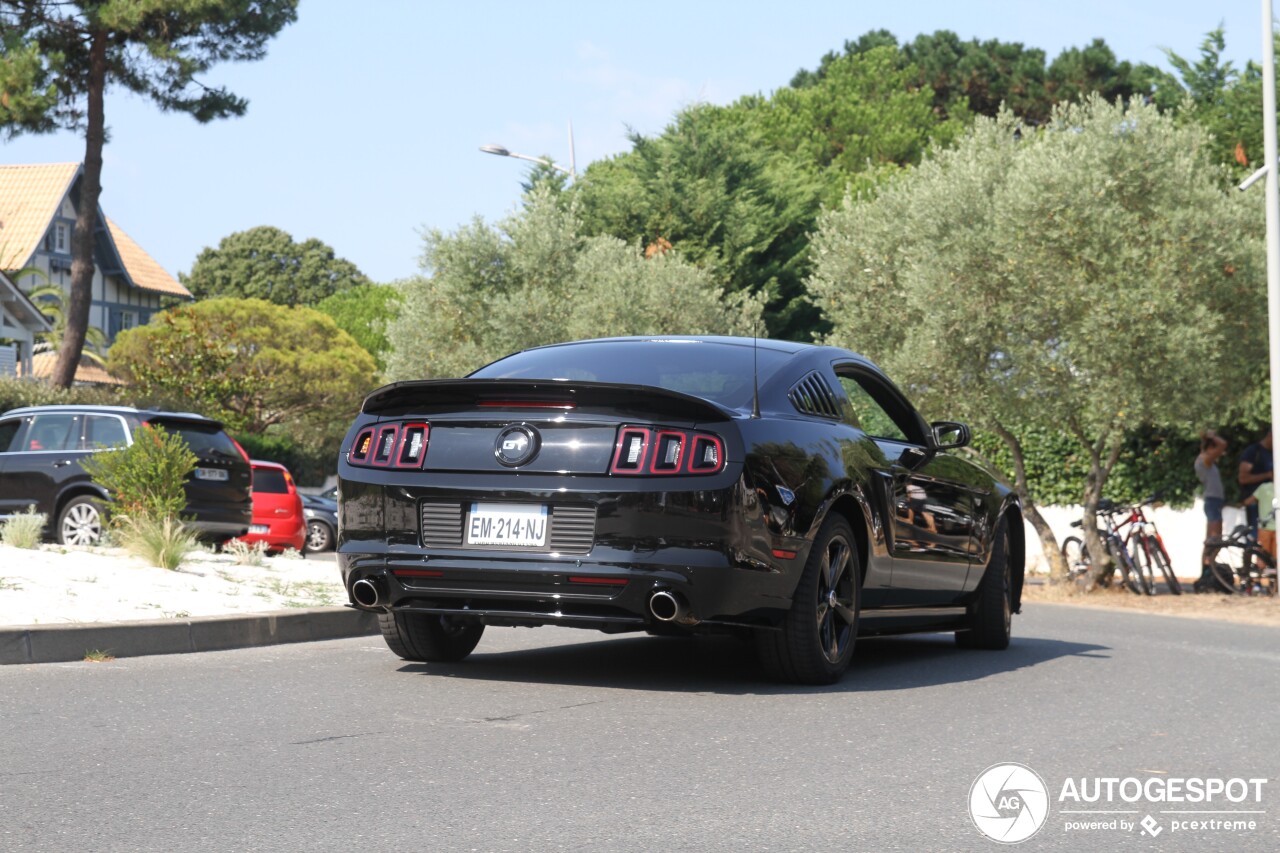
[494,425,539,467]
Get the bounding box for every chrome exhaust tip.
[649,589,696,624]
[351,577,382,608]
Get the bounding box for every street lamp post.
[480,121,576,178]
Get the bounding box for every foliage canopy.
[182,226,371,307]
[386,186,765,381]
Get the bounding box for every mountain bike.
[1204,523,1278,596]
[1061,499,1151,595]
[1111,494,1180,595]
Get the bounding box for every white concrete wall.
[1023,502,1249,580]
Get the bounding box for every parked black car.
[301,493,338,553]
[337,336,1023,684]
[0,405,252,545]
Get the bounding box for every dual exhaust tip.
[356,576,696,624]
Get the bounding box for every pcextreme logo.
[969,763,1050,844]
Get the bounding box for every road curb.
[0,607,381,665]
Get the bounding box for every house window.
[120,311,136,331]
[56,222,67,252]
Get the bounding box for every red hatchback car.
[236,460,305,553]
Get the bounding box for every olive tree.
[386,186,765,380]
[808,96,1265,586]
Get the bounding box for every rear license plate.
[249,524,270,534]
[194,467,229,481]
[466,502,547,548]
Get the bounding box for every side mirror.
[930,420,970,450]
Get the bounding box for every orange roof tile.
[20,350,127,387]
[0,162,80,270]
[105,217,191,298]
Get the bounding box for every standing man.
[1196,430,1229,591]
[1239,426,1274,538]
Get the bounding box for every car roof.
[512,335,814,357]
[249,459,289,471]
[0,403,219,424]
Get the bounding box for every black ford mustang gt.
[337,336,1024,684]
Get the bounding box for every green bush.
[0,377,122,414]
[81,425,197,521]
[234,430,338,488]
[0,505,46,549]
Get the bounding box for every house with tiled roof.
[0,269,52,377]
[0,162,191,346]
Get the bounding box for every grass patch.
[0,506,47,550]
[83,649,115,663]
[224,538,269,567]
[0,577,23,591]
[114,515,201,570]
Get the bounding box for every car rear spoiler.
[361,379,734,424]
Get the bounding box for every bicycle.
[1110,494,1181,595]
[1061,499,1151,595]
[1203,522,1278,596]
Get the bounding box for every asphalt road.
[1,603,1277,852]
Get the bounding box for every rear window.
[150,419,240,460]
[471,340,793,408]
[0,419,19,452]
[253,468,289,494]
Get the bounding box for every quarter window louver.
[789,373,841,419]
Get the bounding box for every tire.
[57,495,106,546]
[1062,536,1089,580]
[1147,540,1181,595]
[755,516,860,685]
[957,517,1012,650]
[1126,541,1155,596]
[377,611,484,662]
[304,519,334,553]
[1209,559,1241,594]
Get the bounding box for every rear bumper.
[238,518,305,552]
[338,546,797,631]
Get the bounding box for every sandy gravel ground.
[1023,580,1280,627]
[0,543,344,627]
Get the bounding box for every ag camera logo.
[969,763,1050,843]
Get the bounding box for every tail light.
[611,425,725,476]
[347,422,430,469]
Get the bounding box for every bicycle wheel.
[1119,544,1152,595]
[1061,536,1090,582]
[1209,558,1242,594]
[1147,539,1182,595]
[1128,539,1157,595]
[1240,546,1277,596]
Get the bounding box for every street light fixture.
[479,122,577,178]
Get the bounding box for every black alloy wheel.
[957,517,1012,650]
[756,516,860,685]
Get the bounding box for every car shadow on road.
[396,632,1111,696]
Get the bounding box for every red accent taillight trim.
[649,430,686,474]
[687,435,725,474]
[370,425,400,466]
[567,576,628,586]
[348,427,376,464]
[393,423,430,469]
[611,427,651,474]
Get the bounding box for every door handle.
[52,459,73,468]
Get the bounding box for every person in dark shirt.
[1239,427,1274,537]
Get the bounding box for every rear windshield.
[471,340,792,408]
[253,468,289,494]
[149,419,240,461]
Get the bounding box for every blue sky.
[0,0,1269,284]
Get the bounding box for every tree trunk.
[51,30,107,389]
[990,420,1069,582]
[1080,429,1126,591]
